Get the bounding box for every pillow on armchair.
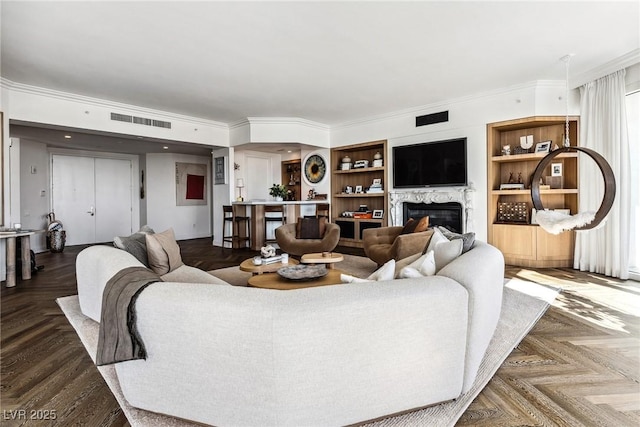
[296,217,327,239]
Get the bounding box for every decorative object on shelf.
[551,163,563,177]
[502,145,511,156]
[354,185,363,193]
[307,188,317,200]
[236,178,245,201]
[372,151,383,167]
[367,178,384,193]
[269,183,288,201]
[234,162,240,170]
[353,159,369,168]
[499,183,525,190]
[534,141,551,153]
[520,135,534,152]
[497,202,529,223]
[303,153,327,184]
[531,146,615,232]
[344,185,353,194]
[372,209,384,219]
[341,155,352,170]
[260,244,277,258]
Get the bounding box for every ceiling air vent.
[416,110,449,127]
[110,112,172,129]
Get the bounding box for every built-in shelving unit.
[487,116,579,267]
[281,159,301,201]
[331,140,388,248]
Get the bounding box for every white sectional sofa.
[76,241,504,426]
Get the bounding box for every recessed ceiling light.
[163,146,169,150]
[287,150,292,153]
[64,135,72,139]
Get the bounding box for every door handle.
[87,206,95,216]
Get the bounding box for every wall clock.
[303,153,327,185]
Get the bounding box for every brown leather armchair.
[275,222,341,256]
[363,226,434,265]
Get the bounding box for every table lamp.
[237,178,245,201]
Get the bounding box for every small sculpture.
[261,245,276,258]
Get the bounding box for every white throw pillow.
[434,239,463,272]
[398,250,436,278]
[424,227,449,254]
[341,259,396,283]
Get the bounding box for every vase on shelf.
[275,196,283,202]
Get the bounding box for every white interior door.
[246,155,272,200]
[52,155,96,245]
[52,155,133,245]
[95,158,132,242]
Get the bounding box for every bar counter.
[232,200,329,250]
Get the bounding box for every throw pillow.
[296,217,327,239]
[145,228,184,275]
[423,227,449,254]
[398,250,436,278]
[437,226,476,253]
[341,259,396,283]
[113,225,156,266]
[433,239,463,272]
[400,216,429,234]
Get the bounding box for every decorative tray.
[277,264,327,281]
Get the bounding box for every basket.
[497,202,529,223]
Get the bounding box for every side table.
[300,252,344,269]
[239,258,299,275]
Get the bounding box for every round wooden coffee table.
[239,258,299,275]
[248,269,344,290]
[300,252,344,269]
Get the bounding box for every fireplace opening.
[403,202,463,233]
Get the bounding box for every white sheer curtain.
[574,69,630,279]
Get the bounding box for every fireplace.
[404,202,463,233]
[389,186,475,233]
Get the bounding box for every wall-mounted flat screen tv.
[393,137,467,188]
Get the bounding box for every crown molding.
[1,78,229,129]
[332,80,551,131]
[571,49,640,89]
[245,116,330,130]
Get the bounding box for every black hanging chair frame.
[530,146,616,231]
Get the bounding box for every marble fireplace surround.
[389,185,475,233]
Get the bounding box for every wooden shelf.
[331,140,388,248]
[333,166,385,174]
[486,116,580,268]
[491,188,578,196]
[491,152,578,163]
[334,193,385,198]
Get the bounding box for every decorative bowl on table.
[277,264,327,281]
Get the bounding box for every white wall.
[146,153,212,240]
[19,139,50,252]
[211,147,233,247]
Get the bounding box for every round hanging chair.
[530,146,616,231]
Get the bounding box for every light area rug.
[57,277,559,427]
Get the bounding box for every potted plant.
[269,183,288,201]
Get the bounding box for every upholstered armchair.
[275,222,341,256]
[363,226,434,265]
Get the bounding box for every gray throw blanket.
[96,267,162,366]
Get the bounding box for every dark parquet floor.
[1,238,638,426]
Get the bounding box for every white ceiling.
[1,1,639,152]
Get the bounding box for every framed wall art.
[214,156,227,185]
[176,162,208,206]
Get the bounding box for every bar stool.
[222,205,251,249]
[316,203,330,220]
[264,204,287,245]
